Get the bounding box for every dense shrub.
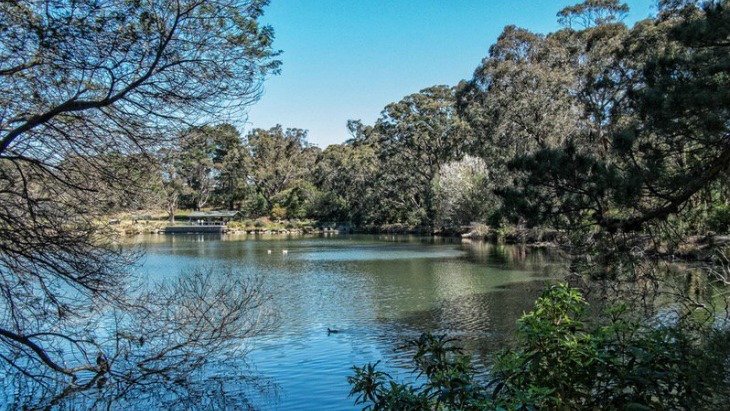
[271,204,287,220]
[349,284,730,410]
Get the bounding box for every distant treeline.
[124,0,728,236]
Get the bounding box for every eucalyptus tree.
[245,125,319,216]
[156,147,189,224]
[456,25,580,227]
[458,26,578,159]
[178,126,217,210]
[559,4,634,158]
[212,124,250,210]
[311,121,380,224]
[457,0,676,230]
[161,123,249,213]
[0,0,280,399]
[375,85,469,228]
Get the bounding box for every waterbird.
[267,249,272,254]
[282,249,288,255]
[327,327,339,335]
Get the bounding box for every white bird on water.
[267,249,272,254]
[282,249,288,255]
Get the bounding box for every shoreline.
[108,213,728,262]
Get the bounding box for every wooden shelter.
[187,210,243,226]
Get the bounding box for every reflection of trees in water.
[565,256,730,325]
[459,240,569,274]
[371,280,549,359]
[7,364,278,410]
[1,268,277,410]
[366,251,730,379]
[350,242,568,367]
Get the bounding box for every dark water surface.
[135,234,567,410]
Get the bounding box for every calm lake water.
[133,233,567,410]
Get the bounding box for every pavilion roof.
[188,210,242,218]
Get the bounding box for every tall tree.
[495,0,730,233]
[156,147,189,224]
[178,126,217,210]
[457,26,580,227]
[457,1,657,228]
[375,85,468,228]
[458,26,578,159]
[212,124,250,210]
[311,121,380,224]
[245,125,318,214]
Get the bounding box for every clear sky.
[244,0,657,147]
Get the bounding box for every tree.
[310,120,380,224]
[245,125,318,214]
[458,26,578,158]
[374,85,468,228]
[436,156,494,227]
[497,0,730,233]
[156,148,188,224]
[4,268,276,409]
[0,0,279,397]
[178,126,217,210]
[456,25,580,228]
[212,124,250,210]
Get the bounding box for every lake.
[134,233,567,410]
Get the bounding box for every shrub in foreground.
[349,284,730,410]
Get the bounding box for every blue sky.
[244,0,657,147]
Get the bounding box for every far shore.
[107,213,729,262]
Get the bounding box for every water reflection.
[4,363,277,411]
[383,280,550,355]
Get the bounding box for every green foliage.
[482,0,730,234]
[349,283,730,410]
[307,191,348,222]
[155,123,320,220]
[369,85,471,228]
[177,124,241,210]
[246,125,319,214]
[348,334,485,410]
[310,132,380,225]
[270,204,286,221]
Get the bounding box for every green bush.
[271,204,287,221]
[349,283,730,410]
[349,334,483,410]
[227,221,244,229]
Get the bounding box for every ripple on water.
[294,244,466,262]
[128,235,565,410]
